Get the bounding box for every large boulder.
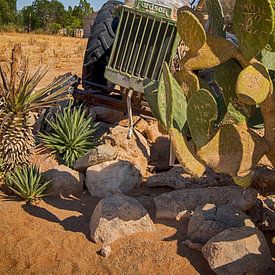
[90,194,156,244]
[188,204,255,244]
[44,165,84,197]
[202,227,274,275]
[154,186,257,219]
[103,125,150,176]
[85,160,141,198]
[74,144,117,172]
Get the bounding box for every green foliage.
[19,0,94,33]
[233,0,274,60]
[5,165,50,202]
[39,105,98,168]
[0,0,17,25]
[187,89,218,148]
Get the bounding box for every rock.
[264,195,275,210]
[94,122,112,140]
[202,227,274,275]
[90,106,125,125]
[252,166,275,191]
[147,167,233,189]
[98,245,112,258]
[85,160,141,198]
[248,198,275,231]
[103,125,150,176]
[145,120,163,143]
[154,186,257,219]
[74,144,117,172]
[90,194,156,244]
[119,116,149,134]
[44,165,84,197]
[188,204,255,244]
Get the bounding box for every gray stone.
[248,199,275,231]
[74,144,117,172]
[188,204,255,244]
[90,194,156,244]
[90,106,125,125]
[154,186,257,219]
[103,125,150,176]
[202,227,274,275]
[44,165,84,197]
[85,160,141,198]
[147,167,233,190]
[98,245,112,258]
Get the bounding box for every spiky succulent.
[0,44,76,171]
[39,104,98,168]
[6,165,50,202]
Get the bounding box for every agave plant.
[6,165,50,202]
[0,44,76,171]
[39,104,98,168]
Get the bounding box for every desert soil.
[0,32,212,275]
[0,189,213,275]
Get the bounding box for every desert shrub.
[39,104,98,168]
[6,165,50,202]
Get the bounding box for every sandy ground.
[0,32,87,88]
[0,189,213,275]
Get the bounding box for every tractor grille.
[108,7,177,82]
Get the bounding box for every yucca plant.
[5,165,50,202]
[0,44,76,171]
[39,104,98,168]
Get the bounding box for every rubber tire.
[82,1,122,90]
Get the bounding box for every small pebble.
[99,245,112,258]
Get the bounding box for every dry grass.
[0,32,87,88]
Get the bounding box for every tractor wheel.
[82,1,122,90]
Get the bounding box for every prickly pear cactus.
[206,0,225,37]
[233,0,274,60]
[187,89,218,148]
[144,0,275,187]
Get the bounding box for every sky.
[17,0,108,11]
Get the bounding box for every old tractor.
[74,0,205,138]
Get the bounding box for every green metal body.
[105,1,178,92]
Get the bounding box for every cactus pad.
[236,62,271,105]
[206,0,226,37]
[177,9,206,53]
[174,69,200,97]
[169,128,206,178]
[233,0,274,60]
[182,34,238,71]
[163,62,188,133]
[197,124,268,177]
[187,89,218,148]
[214,59,252,118]
[144,78,167,131]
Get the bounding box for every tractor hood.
[124,0,190,20]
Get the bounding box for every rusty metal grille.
[108,7,177,81]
